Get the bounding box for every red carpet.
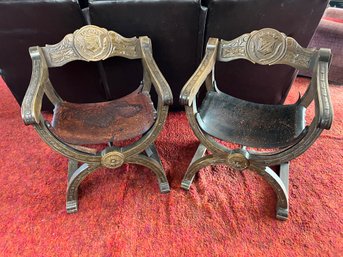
[0,77,342,256]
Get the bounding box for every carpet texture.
[0,77,342,256]
[298,7,343,84]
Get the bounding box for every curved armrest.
[179,38,219,106]
[139,37,173,106]
[315,49,334,130]
[21,46,49,125]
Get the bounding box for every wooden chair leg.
[250,164,289,220]
[181,144,208,190]
[145,143,163,166]
[279,162,290,196]
[126,153,170,193]
[66,163,100,213]
[277,162,290,220]
[68,159,79,180]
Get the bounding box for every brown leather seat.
[51,88,155,145]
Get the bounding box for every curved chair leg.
[126,153,170,193]
[68,159,79,179]
[182,147,289,220]
[181,152,223,191]
[181,144,207,190]
[145,143,163,167]
[66,163,100,213]
[250,164,289,220]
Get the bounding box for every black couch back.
[0,0,107,110]
[89,0,205,110]
[0,0,329,111]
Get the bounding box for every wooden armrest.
[179,38,219,106]
[21,46,49,125]
[315,49,334,130]
[139,37,173,106]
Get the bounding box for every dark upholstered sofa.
[0,0,329,111]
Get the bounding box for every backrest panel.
[218,28,317,70]
[42,25,141,67]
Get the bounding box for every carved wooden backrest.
[218,28,316,70]
[41,25,141,67]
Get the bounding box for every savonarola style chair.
[21,25,173,213]
[180,28,333,220]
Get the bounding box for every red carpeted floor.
[0,77,342,256]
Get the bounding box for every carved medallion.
[247,28,286,65]
[101,151,124,169]
[73,25,112,61]
[227,153,249,171]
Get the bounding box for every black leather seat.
[198,91,306,148]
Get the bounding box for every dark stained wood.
[50,88,156,145]
[197,91,306,148]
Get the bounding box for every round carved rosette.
[247,28,286,65]
[227,153,249,171]
[73,25,112,61]
[101,151,124,169]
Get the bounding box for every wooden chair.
[21,25,173,213]
[179,28,333,220]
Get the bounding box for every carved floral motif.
[222,34,249,59]
[47,34,78,66]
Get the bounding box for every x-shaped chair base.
[181,144,289,220]
[66,144,170,213]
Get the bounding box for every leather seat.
[198,91,306,148]
[51,88,156,145]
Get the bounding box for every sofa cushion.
[89,0,205,110]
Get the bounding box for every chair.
[179,28,333,220]
[21,25,173,213]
